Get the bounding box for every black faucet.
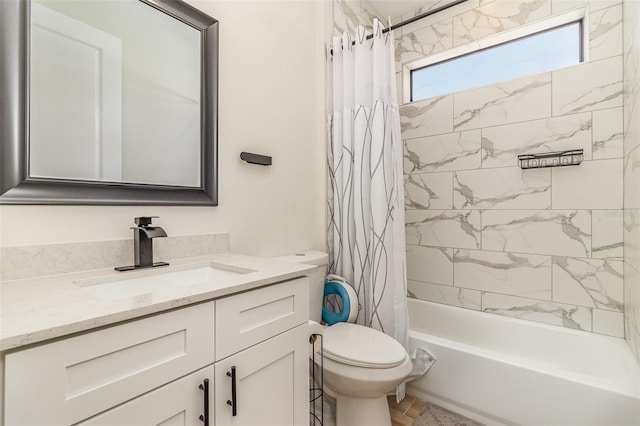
[115,216,169,271]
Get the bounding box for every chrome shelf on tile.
[518,149,583,169]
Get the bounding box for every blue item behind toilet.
[322,281,354,325]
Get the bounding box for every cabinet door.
[77,366,214,426]
[4,301,214,425]
[215,324,309,426]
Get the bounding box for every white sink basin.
[77,264,253,301]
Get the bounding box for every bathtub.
[406,298,640,426]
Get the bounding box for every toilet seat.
[322,323,407,368]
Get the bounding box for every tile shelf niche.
[518,149,584,169]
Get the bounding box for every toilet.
[274,252,412,426]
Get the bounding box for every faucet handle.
[135,216,159,227]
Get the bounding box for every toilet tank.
[272,251,328,323]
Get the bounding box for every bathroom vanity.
[0,254,315,425]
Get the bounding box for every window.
[409,18,584,102]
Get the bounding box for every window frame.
[402,7,588,104]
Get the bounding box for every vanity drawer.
[215,277,309,360]
[4,301,215,426]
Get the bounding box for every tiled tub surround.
[332,0,385,35]
[623,0,640,364]
[398,0,626,338]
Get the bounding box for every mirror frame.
[0,0,219,205]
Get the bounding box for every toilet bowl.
[320,322,413,426]
[273,251,412,426]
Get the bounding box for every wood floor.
[387,394,425,426]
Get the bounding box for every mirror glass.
[30,0,201,187]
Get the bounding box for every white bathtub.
[406,298,640,426]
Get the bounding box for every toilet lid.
[322,323,407,368]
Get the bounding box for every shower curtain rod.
[378,0,468,36]
[331,0,468,53]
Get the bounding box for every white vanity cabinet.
[4,301,216,425]
[2,277,310,426]
[214,278,310,425]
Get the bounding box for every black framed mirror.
[0,0,218,205]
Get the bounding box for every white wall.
[0,0,329,258]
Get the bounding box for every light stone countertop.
[0,253,316,352]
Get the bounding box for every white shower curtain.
[327,19,408,361]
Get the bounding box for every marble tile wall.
[333,0,384,36]
[398,0,627,338]
[623,0,640,363]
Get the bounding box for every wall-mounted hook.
[240,152,272,166]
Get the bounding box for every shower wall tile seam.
[397,4,622,65]
[624,256,640,275]
[407,242,585,257]
[458,257,621,304]
[552,257,624,312]
[480,292,594,332]
[589,3,624,61]
[623,138,640,158]
[550,155,554,209]
[478,289,588,305]
[451,0,553,48]
[591,207,594,257]
[551,254,557,304]
[406,208,592,213]
[479,208,483,252]
[411,280,569,306]
[407,281,482,311]
[406,207,625,211]
[451,170,457,288]
[452,75,552,132]
[406,240,625,260]
[403,98,619,118]
[401,115,562,141]
[404,160,625,177]
[402,106,622,143]
[407,275,451,289]
[408,245,626,267]
[402,106,601,134]
[551,56,624,117]
[590,110,594,163]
